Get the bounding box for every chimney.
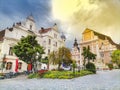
[41,27,44,30]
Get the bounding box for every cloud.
[0,0,53,30]
[52,0,120,47]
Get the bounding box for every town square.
[0,0,120,90]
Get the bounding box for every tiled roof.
[39,28,52,34]
[0,30,5,41]
[84,28,120,49]
[93,30,120,49]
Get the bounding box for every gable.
[0,30,5,41]
[82,28,94,41]
[82,28,92,34]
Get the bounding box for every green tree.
[48,47,72,70]
[13,35,44,72]
[72,61,77,76]
[82,47,87,67]
[82,46,96,67]
[41,56,49,64]
[49,51,58,65]
[86,62,96,73]
[111,50,120,68]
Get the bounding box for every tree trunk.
[83,59,86,68]
[58,63,61,70]
[73,67,75,76]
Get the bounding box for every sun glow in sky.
[52,0,120,47]
[52,0,77,21]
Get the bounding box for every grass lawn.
[28,70,94,79]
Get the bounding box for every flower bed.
[28,70,93,79]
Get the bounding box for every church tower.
[25,14,36,32]
[74,38,78,47]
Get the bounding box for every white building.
[0,15,65,73]
[71,38,83,69]
[39,24,66,58]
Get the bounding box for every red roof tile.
[39,28,52,34]
[0,30,5,41]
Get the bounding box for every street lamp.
[2,54,6,73]
[34,52,40,72]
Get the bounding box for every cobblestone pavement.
[0,70,120,90]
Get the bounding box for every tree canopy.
[13,35,44,64]
[82,46,96,66]
[111,50,120,68]
[48,47,72,70]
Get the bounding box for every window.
[18,62,22,70]
[54,34,57,38]
[100,53,104,57]
[48,39,51,45]
[9,47,13,55]
[109,52,112,57]
[21,36,24,38]
[56,42,57,47]
[30,25,32,30]
[6,62,12,70]
[48,49,50,54]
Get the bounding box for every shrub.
[28,73,40,79]
[107,63,113,70]
[42,70,93,79]
[58,75,73,79]
[28,70,94,79]
[86,62,96,73]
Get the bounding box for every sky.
[0,0,120,48]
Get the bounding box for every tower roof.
[52,23,58,31]
[83,28,120,49]
[0,30,5,41]
[26,14,35,22]
[61,33,66,40]
[74,38,78,47]
[39,27,52,34]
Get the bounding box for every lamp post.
[34,52,39,73]
[2,54,6,73]
[78,60,80,72]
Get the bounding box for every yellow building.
[79,28,120,69]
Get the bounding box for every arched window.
[48,39,51,45]
[6,62,12,70]
[18,62,22,69]
[9,47,13,55]
[48,49,50,55]
[30,25,32,30]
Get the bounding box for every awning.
[15,59,18,72]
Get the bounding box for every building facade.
[71,38,81,67]
[72,28,120,69]
[0,15,65,73]
[39,24,66,58]
[80,28,120,68]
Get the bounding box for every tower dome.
[74,38,78,47]
[61,33,66,41]
[26,14,35,22]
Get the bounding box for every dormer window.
[9,47,13,55]
[30,25,32,30]
[54,34,57,38]
[48,39,51,45]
